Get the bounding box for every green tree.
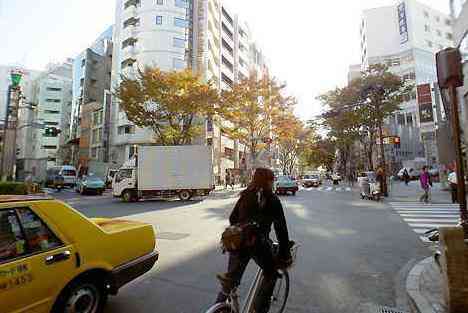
[114,67,219,145]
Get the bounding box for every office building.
[16,60,73,180]
[360,0,454,168]
[69,26,113,173]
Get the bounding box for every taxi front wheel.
[53,277,108,313]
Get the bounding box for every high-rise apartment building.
[360,0,454,167]
[69,26,113,172]
[110,0,269,183]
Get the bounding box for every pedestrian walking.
[419,166,432,204]
[448,170,458,204]
[403,168,410,186]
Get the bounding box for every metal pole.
[11,91,21,180]
[448,86,468,231]
[378,122,388,196]
[0,85,12,180]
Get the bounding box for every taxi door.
[0,206,76,313]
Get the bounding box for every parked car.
[46,165,77,187]
[275,175,299,196]
[76,175,106,195]
[302,174,322,187]
[0,195,158,313]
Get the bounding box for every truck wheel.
[178,190,192,201]
[52,277,107,313]
[122,190,134,202]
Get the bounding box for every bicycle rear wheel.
[269,269,290,313]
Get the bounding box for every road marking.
[390,201,460,242]
[326,187,333,191]
[335,187,342,192]
[345,187,351,192]
[317,187,324,191]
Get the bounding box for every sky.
[0,0,450,120]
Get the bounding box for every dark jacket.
[229,188,290,257]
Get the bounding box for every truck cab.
[112,167,137,202]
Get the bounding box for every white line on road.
[326,187,333,191]
[403,218,458,223]
[346,187,351,192]
[408,223,457,228]
[400,214,460,218]
[316,187,324,191]
[335,187,342,192]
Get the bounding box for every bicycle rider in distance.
[216,168,293,313]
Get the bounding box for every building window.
[44,110,60,114]
[222,23,233,40]
[173,58,186,70]
[156,16,163,25]
[122,37,138,49]
[446,33,453,40]
[423,11,429,18]
[123,17,140,28]
[222,7,233,25]
[46,87,62,92]
[436,29,442,37]
[92,110,103,126]
[118,125,135,135]
[124,0,141,9]
[445,19,451,26]
[224,147,234,160]
[91,147,98,159]
[222,56,233,72]
[129,145,138,158]
[45,121,59,126]
[92,128,102,144]
[174,17,189,28]
[239,43,246,52]
[222,73,233,87]
[435,16,440,22]
[42,145,58,150]
[121,58,136,68]
[222,39,233,55]
[175,0,188,8]
[407,114,413,125]
[173,37,186,48]
[156,0,163,4]
[424,25,430,32]
[426,40,433,48]
[45,99,61,103]
[397,114,405,125]
[81,59,86,67]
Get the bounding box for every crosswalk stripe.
[408,223,457,228]
[326,187,333,191]
[335,187,342,192]
[390,201,460,243]
[400,214,460,218]
[317,187,324,191]
[404,218,459,223]
[346,187,351,192]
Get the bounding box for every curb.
[406,256,436,313]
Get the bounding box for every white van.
[46,165,77,187]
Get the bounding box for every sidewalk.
[388,181,452,204]
[406,256,447,313]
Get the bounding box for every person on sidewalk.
[448,170,458,204]
[403,168,410,186]
[419,166,432,204]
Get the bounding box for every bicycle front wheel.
[269,269,290,313]
[205,302,235,313]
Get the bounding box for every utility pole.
[0,85,12,179]
[436,48,468,235]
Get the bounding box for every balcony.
[124,0,140,10]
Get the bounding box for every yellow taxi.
[0,195,158,313]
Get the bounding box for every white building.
[17,60,73,178]
[360,0,454,166]
[110,0,269,183]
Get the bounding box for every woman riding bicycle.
[216,168,292,313]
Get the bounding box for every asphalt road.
[52,183,430,313]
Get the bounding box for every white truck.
[112,145,214,202]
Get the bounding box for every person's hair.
[422,166,427,171]
[246,168,275,193]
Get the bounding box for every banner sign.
[398,2,409,44]
[417,84,434,125]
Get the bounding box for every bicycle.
[205,241,300,313]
